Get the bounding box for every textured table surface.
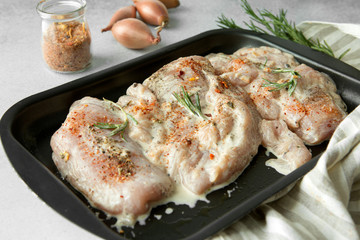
[1,0,359,239]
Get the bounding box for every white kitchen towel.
[297,21,360,70]
[212,22,360,240]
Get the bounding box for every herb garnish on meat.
[216,0,350,59]
[261,58,300,96]
[93,99,138,139]
[172,86,207,120]
[262,72,299,96]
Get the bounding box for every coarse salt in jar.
[36,0,91,73]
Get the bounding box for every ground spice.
[42,20,91,72]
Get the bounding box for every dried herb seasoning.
[42,20,91,72]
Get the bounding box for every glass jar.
[36,0,91,73]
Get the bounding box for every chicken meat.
[206,46,347,145]
[50,97,173,226]
[119,56,262,195]
[50,46,347,228]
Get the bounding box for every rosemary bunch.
[217,0,349,59]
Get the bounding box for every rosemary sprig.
[103,98,138,124]
[216,0,350,60]
[262,75,298,96]
[172,86,207,120]
[93,99,137,139]
[93,121,128,137]
[262,65,300,96]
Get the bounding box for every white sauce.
[154,214,162,220]
[265,149,271,157]
[110,181,210,232]
[227,187,236,198]
[165,208,173,215]
[265,158,291,175]
[163,183,209,208]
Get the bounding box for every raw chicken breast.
[50,56,262,227]
[121,56,262,194]
[50,97,173,226]
[206,46,347,145]
[291,64,347,145]
[50,46,348,229]
[260,119,312,174]
[233,46,299,69]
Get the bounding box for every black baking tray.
[1,29,360,240]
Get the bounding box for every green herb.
[262,76,298,96]
[216,0,349,60]
[172,86,207,120]
[103,98,138,125]
[93,99,137,139]
[93,121,129,137]
[261,62,300,96]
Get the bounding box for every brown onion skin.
[158,0,180,8]
[111,18,160,49]
[133,0,169,27]
[101,5,137,33]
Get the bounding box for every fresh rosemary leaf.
[195,92,202,112]
[94,121,128,137]
[271,68,300,75]
[172,86,207,120]
[217,14,241,29]
[261,59,300,96]
[262,77,298,96]
[126,112,138,125]
[93,122,119,129]
[338,48,351,60]
[262,71,299,96]
[103,98,138,125]
[216,0,350,59]
[93,98,137,139]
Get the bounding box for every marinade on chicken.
[50,97,173,226]
[50,46,347,228]
[120,56,262,194]
[206,46,347,145]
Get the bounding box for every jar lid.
[36,0,87,21]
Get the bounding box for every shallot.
[158,0,180,8]
[101,5,137,32]
[133,0,169,28]
[111,18,161,49]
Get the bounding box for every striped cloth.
[297,21,360,70]
[212,22,360,240]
